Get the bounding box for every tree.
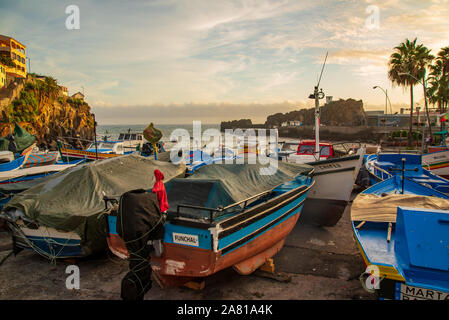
[388,38,423,147]
[415,44,434,135]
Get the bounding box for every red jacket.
[152,169,169,212]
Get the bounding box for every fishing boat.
[0,153,29,172]
[285,140,334,163]
[117,131,145,152]
[185,147,236,174]
[0,159,86,210]
[351,174,449,300]
[106,162,314,287]
[422,146,449,179]
[299,147,365,226]
[279,55,365,226]
[365,153,449,194]
[0,155,186,259]
[58,139,133,161]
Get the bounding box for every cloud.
[2,0,449,123]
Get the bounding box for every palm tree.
[388,38,422,147]
[415,44,434,136]
[428,47,449,112]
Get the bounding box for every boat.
[422,146,449,179]
[0,159,86,209]
[0,155,186,259]
[421,126,449,178]
[58,139,134,161]
[298,147,365,226]
[117,131,145,152]
[106,162,314,287]
[184,147,236,174]
[277,53,365,226]
[285,140,334,163]
[351,174,449,300]
[365,153,449,194]
[0,153,29,172]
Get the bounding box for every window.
[320,146,331,156]
[298,145,315,154]
[124,134,130,140]
[118,134,124,140]
[131,134,137,140]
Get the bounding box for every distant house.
[281,122,288,127]
[59,85,68,96]
[0,62,6,89]
[289,120,302,126]
[71,92,84,100]
[0,34,27,79]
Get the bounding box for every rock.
[0,74,94,149]
[265,98,367,127]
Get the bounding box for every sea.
[96,124,220,143]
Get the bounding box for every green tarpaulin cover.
[4,154,186,256]
[0,123,36,153]
[166,162,313,219]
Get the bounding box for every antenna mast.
[309,51,328,160]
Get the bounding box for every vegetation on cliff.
[220,119,254,131]
[264,99,367,128]
[0,74,94,149]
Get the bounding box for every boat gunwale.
[167,170,314,229]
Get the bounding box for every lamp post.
[373,86,392,115]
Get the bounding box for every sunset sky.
[1,0,449,124]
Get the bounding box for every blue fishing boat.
[0,154,28,172]
[365,153,449,194]
[106,162,314,287]
[185,148,236,174]
[0,159,86,210]
[351,174,449,300]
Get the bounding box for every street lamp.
[373,86,392,115]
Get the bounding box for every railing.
[175,188,275,223]
[366,157,393,180]
[174,174,313,224]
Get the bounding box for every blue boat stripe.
[220,196,306,255]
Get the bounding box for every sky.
[1,0,449,124]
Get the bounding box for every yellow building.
[0,63,6,88]
[0,35,27,78]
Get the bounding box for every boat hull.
[298,154,362,226]
[422,149,449,179]
[150,180,312,287]
[60,148,121,161]
[8,221,84,258]
[151,211,301,287]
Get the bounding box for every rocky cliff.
[0,74,94,149]
[265,98,367,127]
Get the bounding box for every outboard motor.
[114,189,165,300]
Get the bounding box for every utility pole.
[309,52,328,160]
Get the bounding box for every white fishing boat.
[282,52,365,226]
[117,131,145,151]
[422,146,449,179]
